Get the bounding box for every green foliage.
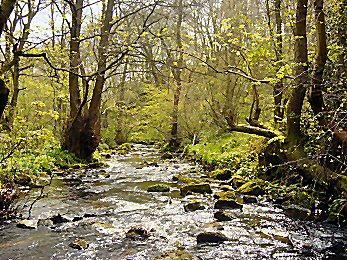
[186,132,262,171]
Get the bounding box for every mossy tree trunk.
[286,0,308,151]
[63,0,114,159]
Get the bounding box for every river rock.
[155,249,198,260]
[237,179,265,196]
[214,191,236,200]
[126,226,150,240]
[214,210,234,221]
[258,228,292,245]
[16,219,38,229]
[69,239,89,250]
[180,183,212,196]
[242,195,258,204]
[197,231,229,243]
[214,199,243,210]
[211,169,232,180]
[50,214,70,224]
[184,200,205,212]
[281,205,313,221]
[38,218,54,227]
[230,175,247,189]
[147,184,170,192]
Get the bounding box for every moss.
[237,179,266,196]
[215,191,236,200]
[172,175,197,184]
[116,143,133,155]
[230,175,247,189]
[147,184,170,192]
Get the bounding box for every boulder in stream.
[147,184,170,192]
[16,219,38,229]
[50,214,70,224]
[214,199,243,210]
[242,195,258,204]
[155,249,198,260]
[184,200,205,212]
[126,226,150,240]
[69,239,89,250]
[210,169,232,180]
[237,179,265,196]
[197,231,229,243]
[214,191,236,200]
[180,183,212,196]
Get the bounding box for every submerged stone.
[180,183,212,196]
[214,199,243,210]
[214,210,234,221]
[197,232,229,243]
[38,218,54,227]
[69,239,89,250]
[16,219,38,229]
[184,200,205,212]
[242,195,258,204]
[258,228,292,245]
[50,214,70,224]
[147,184,170,192]
[126,226,150,240]
[155,249,198,260]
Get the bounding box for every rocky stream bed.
[0,144,346,259]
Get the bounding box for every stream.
[0,144,346,259]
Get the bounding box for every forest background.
[0,0,346,222]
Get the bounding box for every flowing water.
[0,144,346,259]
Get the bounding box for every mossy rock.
[230,175,247,189]
[237,179,265,196]
[214,199,243,210]
[147,184,170,192]
[118,143,132,151]
[172,175,197,184]
[69,239,89,250]
[214,191,236,200]
[210,169,232,180]
[155,249,197,260]
[184,200,205,212]
[180,183,212,196]
[197,232,229,243]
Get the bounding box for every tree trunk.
[115,58,129,144]
[286,0,308,148]
[7,1,37,127]
[0,79,9,121]
[68,0,83,119]
[308,0,327,126]
[63,0,114,158]
[0,0,17,37]
[169,0,184,148]
[266,0,284,124]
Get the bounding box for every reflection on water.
[0,144,346,259]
